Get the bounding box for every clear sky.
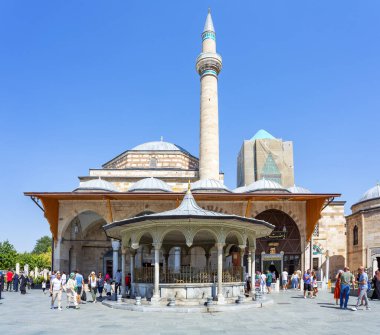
[1,1,379,252]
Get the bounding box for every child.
[42,280,47,294]
[312,273,318,297]
[105,279,112,300]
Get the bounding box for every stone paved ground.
[0,289,379,335]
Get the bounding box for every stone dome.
[131,141,190,154]
[233,179,289,194]
[358,183,380,203]
[287,185,312,194]
[74,178,118,193]
[190,179,231,193]
[128,177,172,193]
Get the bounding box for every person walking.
[371,269,380,300]
[260,271,266,293]
[0,272,3,300]
[312,272,318,297]
[50,272,63,310]
[266,270,272,294]
[352,266,370,311]
[88,271,98,303]
[125,273,131,297]
[291,272,299,289]
[61,271,67,289]
[340,266,355,310]
[42,280,47,294]
[333,270,343,305]
[281,269,289,290]
[66,272,79,309]
[115,269,122,295]
[13,273,19,292]
[74,269,84,304]
[303,269,312,299]
[97,272,104,299]
[6,269,13,291]
[19,273,27,295]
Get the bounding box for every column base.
[150,295,161,305]
[216,294,226,305]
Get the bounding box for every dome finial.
[208,7,211,14]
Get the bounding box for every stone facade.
[346,197,380,276]
[237,136,294,188]
[313,202,347,279]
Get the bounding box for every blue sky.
[0,1,379,252]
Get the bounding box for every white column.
[250,248,256,278]
[247,253,252,278]
[152,243,161,301]
[174,247,181,272]
[216,243,225,303]
[130,249,135,297]
[111,240,120,279]
[121,248,126,297]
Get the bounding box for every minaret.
[196,9,222,180]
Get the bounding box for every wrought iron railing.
[134,266,243,284]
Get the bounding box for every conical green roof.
[250,129,275,141]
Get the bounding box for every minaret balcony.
[196,52,222,75]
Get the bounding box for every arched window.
[353,225,359,246]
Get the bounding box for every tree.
[32,235,52,254]
[0,240,18,269]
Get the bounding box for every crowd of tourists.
[0,268,35,295]
[47,269,132,310]
[333,266,380,310]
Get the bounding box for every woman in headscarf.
[88,271,98,303]
[19,273,27,294]
[334,270,343,305]
[66,272,79,309]
[371,269,380,300]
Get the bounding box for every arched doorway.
[255,209,301,275]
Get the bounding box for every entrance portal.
[255,210,301,273]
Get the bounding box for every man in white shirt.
[260,272,267,293]
[50,271,63,310]
[281,270,289,290]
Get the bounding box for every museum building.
[25,11,348,299]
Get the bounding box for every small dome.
[288,185,312,194]
[191,179,230,193]
[232,185,249,193]
[358,183,380,203]
[131,141,189,154]
[74,178,118,192]
[128,177,172,193]
[236,179,289,194]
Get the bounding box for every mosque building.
[25,11,358,296]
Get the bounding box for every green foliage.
[17,251,51,269]
[0,240,18,269]
[32,235,52,254]
[0,237,51,270]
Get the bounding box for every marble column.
[325,251,330,283]
[152,243,162,301]
[205,253,211,269]
[174,247,181,272]
[250,248,256,278]
[111,240,120,279]
[216,243,225,303]
[121,248,126,297]
[247,253,252,278]
[129,249,136,297]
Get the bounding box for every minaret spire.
[203,9,215,32]
[196,10,222,180]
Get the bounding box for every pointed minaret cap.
[203,8,215,32]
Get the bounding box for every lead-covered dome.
[190,179,230,193]
[74,178,118,193]
[358,183,380,203]
[287,185,312,194]
[131,141,190,154]
[233,179,289,194]
[128,177,172,193]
